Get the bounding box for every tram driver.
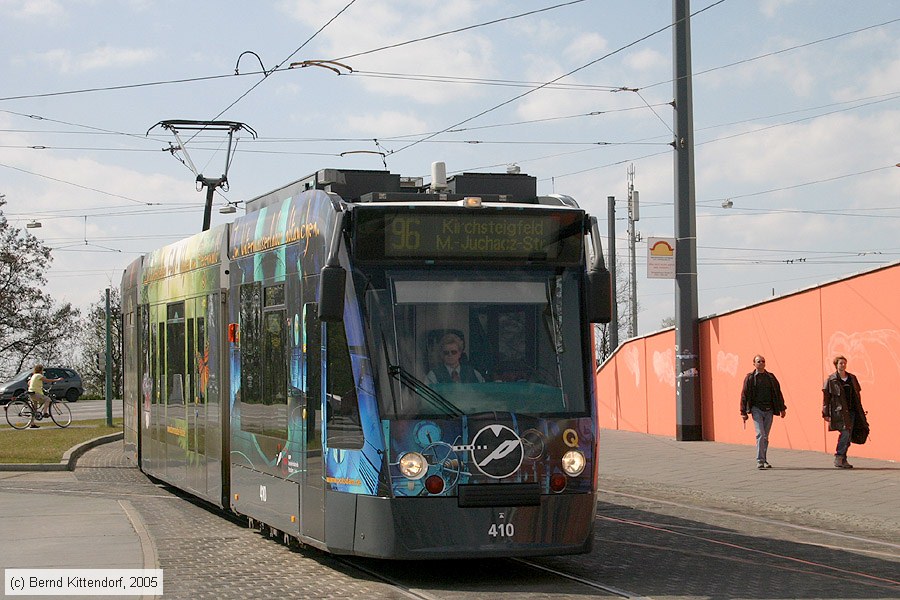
[425,332,484,385]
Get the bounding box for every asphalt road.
[69,397,123,421]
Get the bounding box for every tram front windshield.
[366,269,587,419]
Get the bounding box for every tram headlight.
[398,452,428,480]
[561,450,586,477]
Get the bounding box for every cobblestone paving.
[70,443,411,599]
[6,441,895,600]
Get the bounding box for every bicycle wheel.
[49,401,72,428]
[5,398,34,430]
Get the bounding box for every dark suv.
[0,367,84,404]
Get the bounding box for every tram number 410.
[488,523,515,538]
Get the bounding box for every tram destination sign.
[354,208,584,264]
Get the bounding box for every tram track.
[511,558,650,598]
[598,487,900,558]
[338,554,643,600]
[594,515,900,593]
[543,486,900,599]
[5,473,899,599]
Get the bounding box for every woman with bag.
[822,355,868,469]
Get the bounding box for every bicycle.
[4,390,72,429]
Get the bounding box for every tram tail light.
[424,475,444,494]
[550,473,567,492]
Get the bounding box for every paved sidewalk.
[598,429,900,540]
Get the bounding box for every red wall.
[596,262,900,462]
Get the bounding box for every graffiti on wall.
[623,345,641,387]
[826,329,900,384]
[653,348,676,387]
[717,350,739,377]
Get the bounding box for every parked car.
[0,367,83,404]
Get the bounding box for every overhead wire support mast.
[149,119,257,231]
[673,0,701,441]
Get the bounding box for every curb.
[0,432,123,472]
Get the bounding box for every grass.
[0,418,123,464]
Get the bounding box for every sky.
[1,0,898,336]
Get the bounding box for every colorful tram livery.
[121,166,612,559]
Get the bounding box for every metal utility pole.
[627,164,640,338]
[673,0,702,441]
[105,287,113,427]
[149,120,257,231]
[607,196,619,351]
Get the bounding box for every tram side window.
[149,316,158,405]
[263,312,287,407]
[166,302,186,405]
[187,317,195,403]
[305,303,322,449]
[326,322,363,450]
[156,322,164,404]
[239,282,288,440]
[196,314,206,403]
[239,282,263,433]
[140,305,150,405]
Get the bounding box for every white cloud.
[31,46,159,74]
[623,48,667,72]
[836,56,900,99]
[276,0,496,104]
[3,0,65,20]
[563,33,608,63]
[759,0,799,19]
[699,111,897,191]
[342,110,428,138]
[1,147,201,309]
[707,43,816,97]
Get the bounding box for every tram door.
[186,297,208,497]
[164,302,187,484]
[301,303,325,541]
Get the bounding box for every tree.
[594,255,632,363]
[75,288,123,398]
[0,196,80,377]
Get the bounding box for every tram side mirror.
[585,269,612,324]
[318,265,346,322]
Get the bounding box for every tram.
[120,164,612,559]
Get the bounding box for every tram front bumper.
[348,492,595,559]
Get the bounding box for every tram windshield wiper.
[388,365,464,417]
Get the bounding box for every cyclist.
[27,365,62,428]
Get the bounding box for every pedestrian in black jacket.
[740,355,787,469]
[822,355,866,469]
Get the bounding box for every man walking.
[740,355,787,469]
